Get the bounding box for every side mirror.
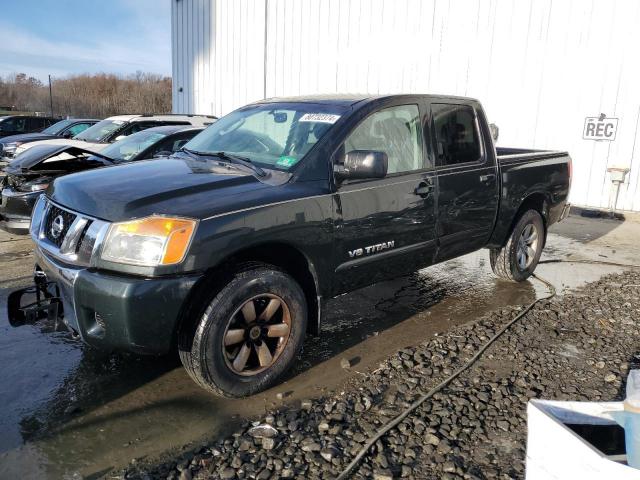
[62,131,74,138]
[114,135,127,142]
[489,123,499,142]
[335,150,388,180]
[153,151,173,159]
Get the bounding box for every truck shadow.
[549,210,626,245]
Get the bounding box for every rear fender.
[487,192,550,248]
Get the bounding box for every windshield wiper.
[210,151,266,177]
[181,147,208,157]
[181,148,266,177]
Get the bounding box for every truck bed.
[487,146,571,248]
[496,147,569,163]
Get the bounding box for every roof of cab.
[256,94,380,107]
[138,125,205,135]
[106,114,139,122]
[105,114,216,122]
[254,93,480,107]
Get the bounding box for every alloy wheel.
[222,294,291,376]
[517,223,539,270]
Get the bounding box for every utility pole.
[48,75,54,117]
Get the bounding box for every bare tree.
[0,72,172,117]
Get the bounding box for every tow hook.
[7,268,64,327]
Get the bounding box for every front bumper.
[12,246,203,355]
[0,188,40,234]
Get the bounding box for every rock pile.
[125,271,640,479]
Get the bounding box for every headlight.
[101,216,197,266]
[3,142,21,154]
[18,180,50,192]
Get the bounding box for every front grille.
[44,205,77,247]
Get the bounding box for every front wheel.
[179,264,307,397]
[490,209,545,282]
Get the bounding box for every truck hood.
[6,144,111,173]
[15,138,105,155]
[49,156,290,222]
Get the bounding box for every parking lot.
[1,212,638,478]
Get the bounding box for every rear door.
[333,102,438,294]
[27,117,47,132]
[430,101,499,261]
[1,117,28,135]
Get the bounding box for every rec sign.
[583,114,618,141]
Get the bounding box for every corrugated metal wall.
[172,0,640,212]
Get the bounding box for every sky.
[0,0,172,82]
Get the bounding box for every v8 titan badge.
[583,113,618,141]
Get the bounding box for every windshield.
[74,119,125,143]
[100,130,167,162]
[183,103,344,170]
[42,119,74,135]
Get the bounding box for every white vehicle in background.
[13,114,217,156]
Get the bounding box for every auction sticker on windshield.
[299,113,341,124]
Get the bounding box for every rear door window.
[432,104,481,166]
[0,117,27,132]
[29,117,50,130]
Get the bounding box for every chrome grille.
[34,198,110,268]
[44,205,77,247]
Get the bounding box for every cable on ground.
[337,258,640,479]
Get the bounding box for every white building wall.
[172,0,640,212]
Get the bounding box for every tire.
[179,263,307,397]
[490,209,545,282]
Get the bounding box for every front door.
[430,102,499,261]
[333,103,437,294]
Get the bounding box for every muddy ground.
[0,213,638,479]
[124,270,640,480]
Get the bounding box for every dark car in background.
[0,115,58,140]
[0,118,99,160]
[0,125,203,234]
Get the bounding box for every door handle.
[415,182,434,197]
[479,174,496,183]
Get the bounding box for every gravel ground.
[123,270,640,480]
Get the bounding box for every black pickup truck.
[8,95,571,397]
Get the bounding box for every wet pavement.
[0,214,638,479]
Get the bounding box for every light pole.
[48,74,53,117]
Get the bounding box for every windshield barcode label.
[299,113,341,124]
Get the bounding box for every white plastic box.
[526,399,639,480]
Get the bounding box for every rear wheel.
[490,209,545,282]
[179,264,307,397]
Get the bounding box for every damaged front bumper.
[0,187,40,234]
[8,243,202,355]
[8,247,83,336]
